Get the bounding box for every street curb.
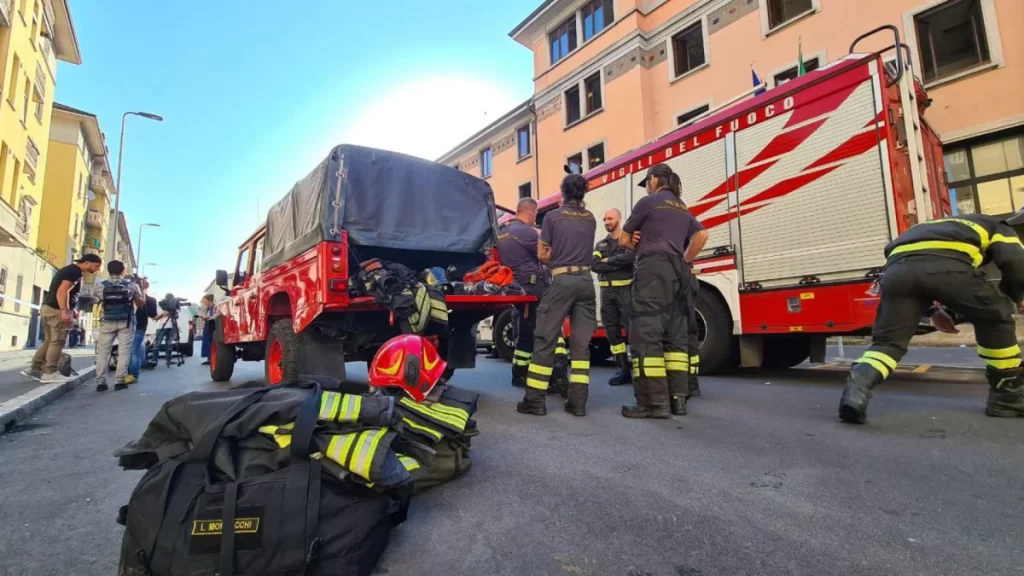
[0,366,96,430]
[805,359,984,382]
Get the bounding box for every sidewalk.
[0,347,95,405]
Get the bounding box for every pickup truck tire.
[266,319,302,385]
[210,329,235,382]
[493,309,515,363]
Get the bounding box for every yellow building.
[0,0,80,352]
[37,103,109,268]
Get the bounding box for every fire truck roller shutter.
[734,77,891,287]
[587,177,630,329]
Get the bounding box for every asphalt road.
[1,353,1021,576]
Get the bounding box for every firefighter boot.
[670,395,687,416]
[984,367,1024,418]
[549,358,569,398]
[838,363,884,424]
[609,354,633,386]
[511,364,527,388]
[689,372,701,397]
[564,383,588,417]
[517,386,547,416]
[621,380,671,419]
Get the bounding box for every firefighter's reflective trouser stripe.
[690,355,700,375]
[527,273,597,391]
[630,254,692,407]
[326,428,390,482]
[858,255,1020,381]
[512,285,543,379]
[402,417,444,442]
[570,360,591,384]
[601,284,630,358]
[399,397,470,433]
[555,336,568,358]
[319,392,363,423]
[513,349,532,367]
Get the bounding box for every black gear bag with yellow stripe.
[114,379,411,576]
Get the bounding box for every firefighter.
[592,208,635,386]
[840,211,1024,423]
[620,164,708,418]
[518,174,597,417]
[496,198,546,389]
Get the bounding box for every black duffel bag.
[117,382,410,576]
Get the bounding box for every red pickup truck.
[210,145,533,384]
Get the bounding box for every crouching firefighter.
[496,198,547,389]
[840,211,1024,423]
[593,208,635,387]
[518,173,597,417]
[620,164,708,418]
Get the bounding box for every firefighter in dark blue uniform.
[496,198,546,389]
[620,164,709,418]
[592,208,635,386]
[518,174,597,417]
[840,211,1024,423]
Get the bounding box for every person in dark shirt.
[25,254,102,381]
[517,174,597,417]
[620,163,709,418]
[592,208,635,387]
[496,198,546,389]
[127,277,159,383]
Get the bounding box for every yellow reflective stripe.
[609,279,632,286]
[529,363,553,376]
[555,348,568,355]
[399,398,468,429]
[690,366,698,374]
[349,429,386,481]
[889,241,983,267]
[930,218,991,248]
[514,350,532,358]
[645,368,667,378]
[571,360,590,370]
[664,351,688,362]
[985,357,1022,370]
[569,374,590,384]
[666,361,689,372]
[398,455,421,472]
[326,433,358,469]
[991,233,1023,246]
[593,251,603,259]
[691,354,700,364]
[977,344,1021,359]
[643,357,666,367]
[319,392,340,420]
[861,351,897,370]
[512,358,530,366]
[610,342,627,355]
[338,394,362,423]
[598,280,609,287]
[855,358,891,379]
[424,402,470,422]
[526,378,549,390]
[557,337,566,345]
[402,417,443,441]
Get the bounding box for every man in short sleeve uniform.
[496,198,546,389]
[518,174,597,417]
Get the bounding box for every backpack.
[101,279,133,322]
[116,382,411,576]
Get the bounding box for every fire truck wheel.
[761,335,811,369]
[694,287,737,375]
[210,328,235,382]
[266,319,302,385]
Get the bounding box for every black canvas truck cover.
[263,144,500,270]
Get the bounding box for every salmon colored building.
[438,0,1022,216]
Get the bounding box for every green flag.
[797,37,805,77]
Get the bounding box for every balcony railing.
[0,198,29,247]
[86,210,104,228]
[83,247,101,257]
[25,137,39,183]
[41,0,54,39]
[0,0,10,27]
[89,171,112,195]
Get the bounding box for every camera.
[159,293,189,318]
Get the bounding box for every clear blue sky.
[56,0,538,300]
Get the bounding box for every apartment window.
[677,104,711,126]
[774,57,820,86]
[549,16,578,65]
[7,54,19,105]
[584,72,602,114]
[565,85,581,125]
[0,266,7,307]
[517,124,531,159]
[480,147,492,178]
[914,0,990,83]
[944,132,1024,216]
[565,72,602,127]
[10,335,16,348]
[587,143,605,169]
[566,152,583,174]
[77,174,82,198]
[766,0,814,30]
[14,274,22,312]
[21,77,29,124]
[671,22,706,79]
[582,0,613,42]
[73,214,78,239]
[33,91,42,123]
[518,182,532,199]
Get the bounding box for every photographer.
[127,278,158,383]
[95,261,145,392]
[150,293,181,367]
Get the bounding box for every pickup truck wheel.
[493,309,515,363]
[210,336,235,382]
[266,319,300,385]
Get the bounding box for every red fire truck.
[493,26,951,375]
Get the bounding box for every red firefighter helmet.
[368,335,447,402]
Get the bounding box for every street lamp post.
[136,222,160,273]
[142,262,158,276]
[106,111,164,264]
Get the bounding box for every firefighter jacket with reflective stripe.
[592,235,635,284]
[358,259,448,334]
[393,386,479,441]
[884,215,1024,303]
